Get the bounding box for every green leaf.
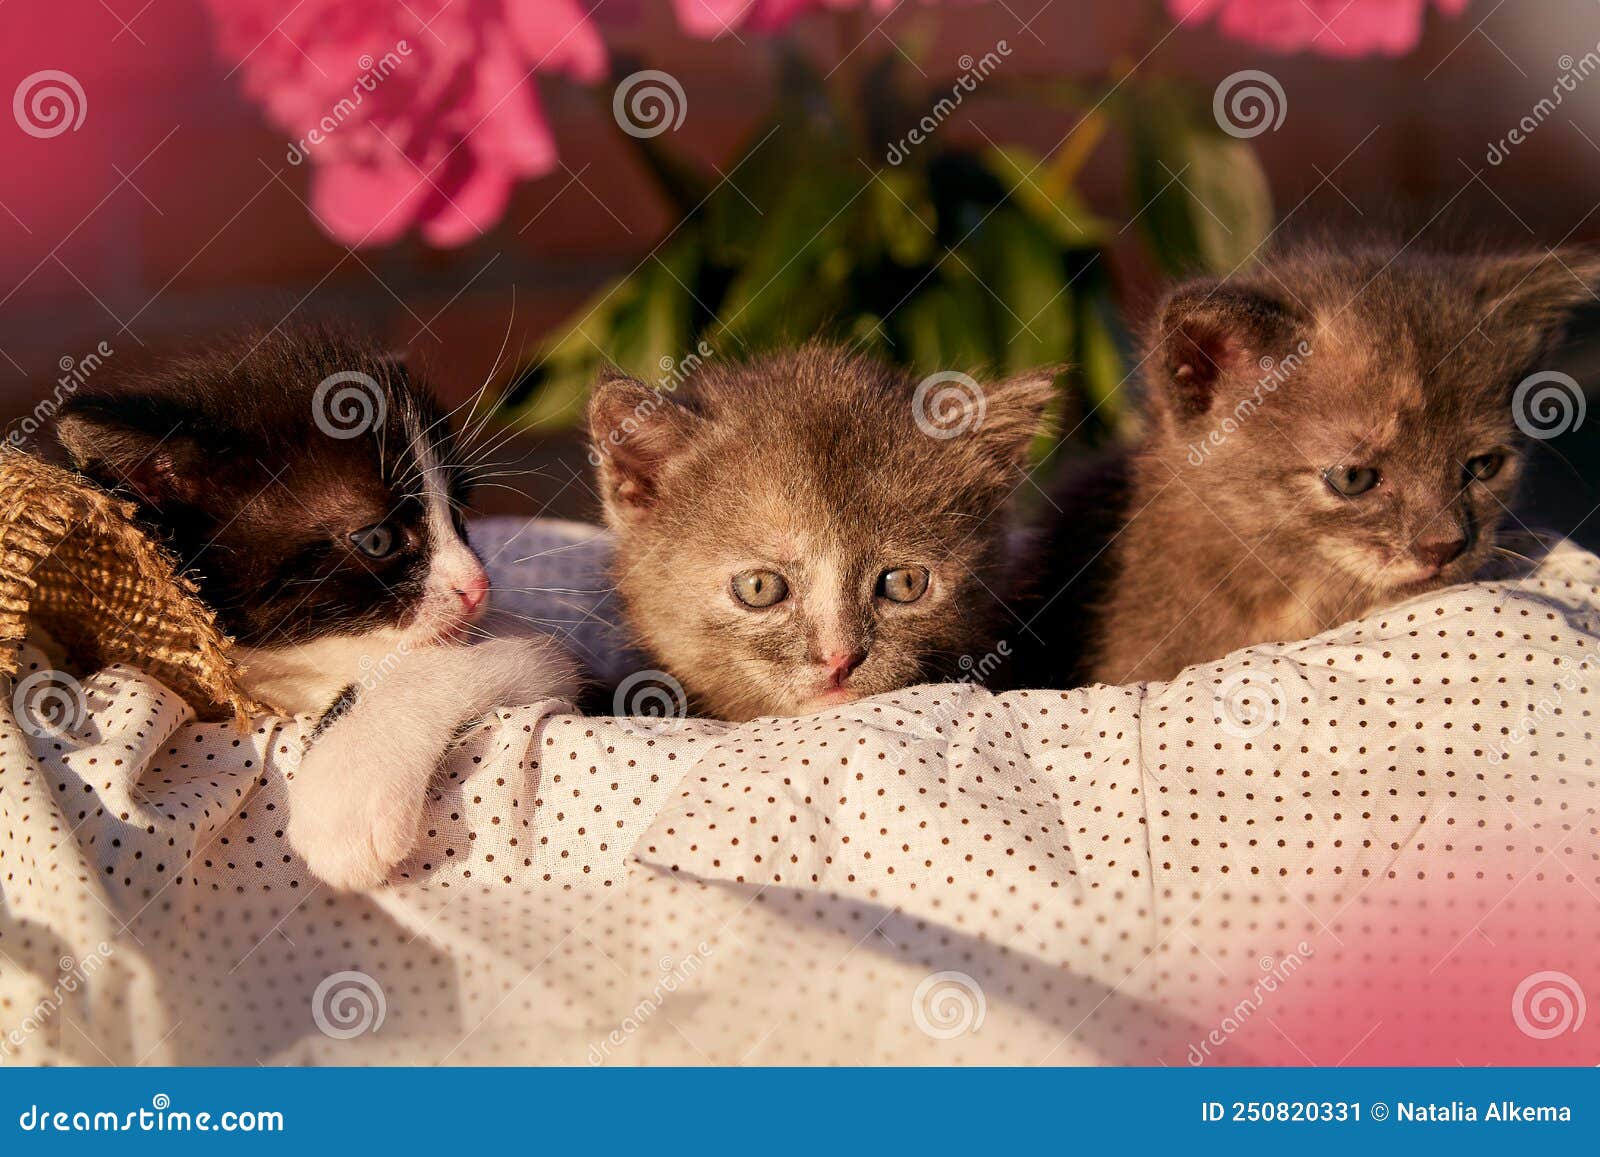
[896,278,995,373]
[868,166,937,266]
[956,208,1073,372]
[1077,293,1126,419]
[505,239,700,431]
[1126,79,1272,276]
[984,145,1109,250]
[713,162,863,346]
[1179,130,1273,274]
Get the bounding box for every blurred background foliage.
[498,35,1273,458]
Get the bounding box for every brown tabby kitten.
[588,344,1054,720]
[1022,246,1600,688]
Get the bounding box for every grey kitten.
[587,344,1054,721]
[1021,245,1600,688]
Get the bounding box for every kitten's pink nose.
[1413,536,1469,573]
[823,650,867,689]
[453,571,490,618]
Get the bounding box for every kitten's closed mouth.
[808,687,861,710]
[1386,563,1473,599]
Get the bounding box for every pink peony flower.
[207,0,606,247]
[1167,0,1469,57]
[673,0,943,38]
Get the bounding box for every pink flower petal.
[418,152,515,246]
[206,0,608,246]
[671,0,761,38]
[507,0,608,80]
[1167,0,1466,57]
[310,155,434,246]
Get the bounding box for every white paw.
[286,748,430,892]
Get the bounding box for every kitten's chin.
[1380,551,1482,596]
[704,684,860,722]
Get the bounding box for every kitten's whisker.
[503,539,598,566]
[431,372,497,446]
[471,481,545,498]
[479,608,592,628]
[491,586,612,595]
[435,292,519,459]
[1491,544,1538,569]
[465,465,556,483]
[460,419,538,472]
[458,305,521,455]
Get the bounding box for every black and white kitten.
[54,327,577,889]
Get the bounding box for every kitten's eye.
[732,569,788,608]
[1323,466,1381,498]
[877,566,930,603]
[1464,452,1505,482]
[348,521,400,559]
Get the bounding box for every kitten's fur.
[588,344,1053,720]
[1022,246,1600,687]
[54,328,575,889]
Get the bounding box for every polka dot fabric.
[1,520,1595,1066]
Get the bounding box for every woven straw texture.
[0,448,265,726]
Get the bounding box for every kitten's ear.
[972,367,1059,464]
[587,369,703,520]
[1148,281,1300,417]
[1475,250,1600,343]
[54,398,206,507]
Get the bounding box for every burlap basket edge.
[0,448,268,727]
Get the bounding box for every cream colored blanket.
[1,518,1595,1066]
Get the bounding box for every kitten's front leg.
[285,636,578,890]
